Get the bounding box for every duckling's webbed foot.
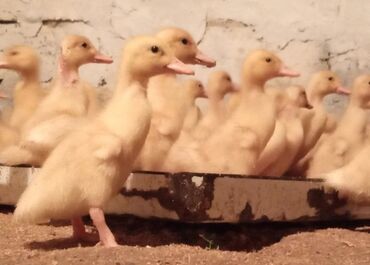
[89,207,118,247]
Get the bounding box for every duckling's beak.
[92,53,113,64]
[194,49,216,68]
[0,57,10,69]
[336,86,351,95]
[278,65,300,77]
[0,91,9,99]
[231,82,241,92]
[166,57,194,75]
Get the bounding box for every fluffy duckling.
[0,45,45,129]
[135,27,216,171]
[0,35,113,166]
[289,71,349,175]
[226,90,241,115]
[192,70,237,141]
[307,75,370,178]
[161,79,206,171]
[170,50,299,174]
[259,87,305,176]
[13,36,194,247]
[206,50,299,175]
[179,79,206,133]
[323,144,370,203]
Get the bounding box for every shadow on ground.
[2,205,369,252]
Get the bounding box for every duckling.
[161,79,206,171]
[226,89,241,115]
[179,79,206,133]
[170,50,299,174]
[0,35,113,166]
[307,75,370,178]
[260,88,305,177]
[324,144,370,203]
[289,71,349,176]
[192,70,237,141]
[135,27,216,171]
[13,35,194,247]
[0,91,18,149]
[0,45,45,130]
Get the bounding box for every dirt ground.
[0,206,369,265]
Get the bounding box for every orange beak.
[0,56,10,69]
[194,49,216,68]
[231,82,241,92]
[278,65,300,77]
[0,91,9,99]
[166,57,194,75]
[92,53,113,64]
[336,86,351,95]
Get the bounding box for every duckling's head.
[183,79,206,99]
[119,36,194,86]
[0,45,39,75]
[242,50,300,87]
[351,75,370,108]
[207,70,237,98]
[285,85,310,108]
[60,35,113,68]
[308,71,349,98]
[156,27,216,67]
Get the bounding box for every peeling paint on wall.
[0,0,368,115]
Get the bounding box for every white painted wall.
[0,0,369,113]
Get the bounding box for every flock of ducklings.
[0,27,369,247]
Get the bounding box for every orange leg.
[89,208,118,247]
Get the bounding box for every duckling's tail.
[13,185,49,224]
[322,169,346,191]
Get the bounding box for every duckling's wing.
[93,134,122,160]
[23,115,82,150]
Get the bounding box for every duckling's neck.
[117,72,148,93]
[241,79,266,96]
[19,69,40,85]
[100,74,151,139]
[349,93,369,109]
[57,57,80,86]
[337,103,368,135]
[306,90,326,108]
[208,92,224,110]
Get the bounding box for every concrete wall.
[0,0,369,113]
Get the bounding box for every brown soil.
[0,206,369,265]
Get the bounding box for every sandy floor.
[0,206,369,265]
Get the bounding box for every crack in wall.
[32,18,90,38]
[0,19,18,24]
[278,38,314,51]
[198,16,256,45]
[320,49,355,70]
[41,18,89,27]
[320,52,332,70]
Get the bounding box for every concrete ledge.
[1,166,369,223]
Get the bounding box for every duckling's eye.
[10,51,18,56]
[198,84,202,88]
[265,58,272,63]
[151,46,159,53]
[328,77,334,81]
[226,76,231,82]
[181,38,189,45]
[368,81,370,85]
[81,42,88,49]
